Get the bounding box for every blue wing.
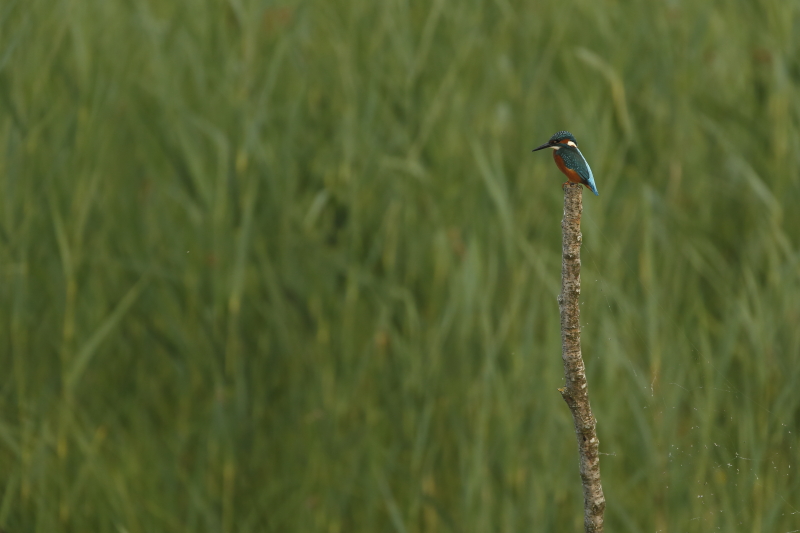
[561,148,599,196]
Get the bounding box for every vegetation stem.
[558,183,606,532]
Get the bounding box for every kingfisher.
[532,131,599,196]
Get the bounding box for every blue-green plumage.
[549,131,577,144]
[532,130,599,196]
[556,145,599,196]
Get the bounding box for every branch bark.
[558,183,606,532]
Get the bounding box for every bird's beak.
[531,142,552,152]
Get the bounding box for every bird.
[532,131,599,196]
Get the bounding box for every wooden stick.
[558,183,606,532]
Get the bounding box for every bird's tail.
[585,178,599,196]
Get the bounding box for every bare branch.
[558,183,606,532]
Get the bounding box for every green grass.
[2,0,800,531]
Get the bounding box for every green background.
[2,0,800,531]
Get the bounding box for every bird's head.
[532,130,578,152]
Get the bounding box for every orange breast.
[553,152,583,183]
